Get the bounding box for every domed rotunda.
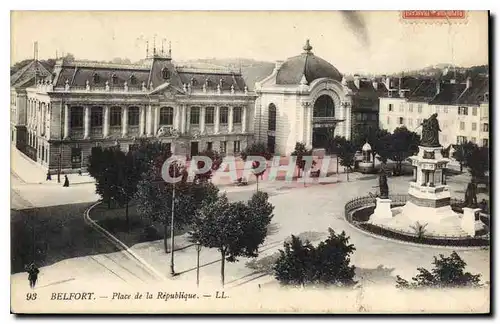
[254,39,353,155]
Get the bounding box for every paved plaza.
[10,145,490,295]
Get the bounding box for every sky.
[10,11,489,74]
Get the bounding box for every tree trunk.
[336,156,339,174]
[220,249,226,287]
[163,223,169,253]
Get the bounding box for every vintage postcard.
[10,10,490,314]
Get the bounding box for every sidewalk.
[10,146,95,185]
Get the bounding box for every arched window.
[191,78,197,86]
[268,103,277,131]
[130,74,137,85]
[160,107,174,125]
[111,73,118,85]
[313,95,335,118]
[91,107,103,127]
[70,106,84,128]
[205,78,212,87]
[162,67,170,80]
[93,73,100,84]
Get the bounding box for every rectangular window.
[110,107,122,126]
[482,123,489,132]
[472,107,478,116]
[482,139,489,147]
[399,103,404,112]
[190,107,200,125]
[233,140,241,153]
[220,107,229,124]
[460,122,465,131]
[128,107,140,126]
[458,106,469,115]
[388,104,393,112]
[70,107,84,128]
[472,123,477,131]
[160,107,174,125]
[220,141,227,153]
[71,147,82,166]
[408,118,413,127]
[233,107,242,124]
[399,117,404,124]
[417,104,423,113]
[207,142,213,151]
[90,107,103,127]
[205,107,214,124]
[457,136,467,144]
[408,104,413,112]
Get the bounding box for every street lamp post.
[196,241,201,287]
[170,180,176,276]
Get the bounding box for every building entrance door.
[190,141,199,157]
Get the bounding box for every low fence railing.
[344,195,490,242]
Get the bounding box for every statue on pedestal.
[464,182,478,208]
[420,113,441,147]
[379,165,389,199]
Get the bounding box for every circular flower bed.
[344,196,490,248]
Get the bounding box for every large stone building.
[254,40,384,155]
[12,47,256,173]
[379,76,489,149]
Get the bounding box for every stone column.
[64,104,70,139]
[147,105,153,136]
[306,105,313,148]
[122,106,128,137]
[228,106,234,133]
[186,106,191,132]
[215,106,220,134]
[154,106,159,135]
[180,105,186,134]
[139,105,146,136]
[103,106,110,138]
[200,106,206,133]
[242,106,247,133]
[84,106,90,139]
[174,106,181,131]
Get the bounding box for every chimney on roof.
[466,76,472,89]
[354,74,360,89]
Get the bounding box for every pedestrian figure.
[78,169,82,176]
[26,264,40,289]
[63,175,70,187]
[46,171,52,181]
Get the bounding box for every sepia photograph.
[9,10,491,314]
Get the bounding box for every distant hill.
[176,58,275,90]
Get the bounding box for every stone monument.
[358,142,375,174]
[369,114,487,237]
[371,165,392,221]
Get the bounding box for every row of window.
[459,122,489,132]
[457,136,489,147]
[388,103,481,116]
[70,106,243,128]
[389,116,490,133]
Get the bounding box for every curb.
[343,208,489,251]
[84,201,168,282]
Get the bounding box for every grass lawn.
[11,202,119,274]
[89,202,191,251]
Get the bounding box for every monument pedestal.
[461,207,482,237]
[371,198,393,221]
